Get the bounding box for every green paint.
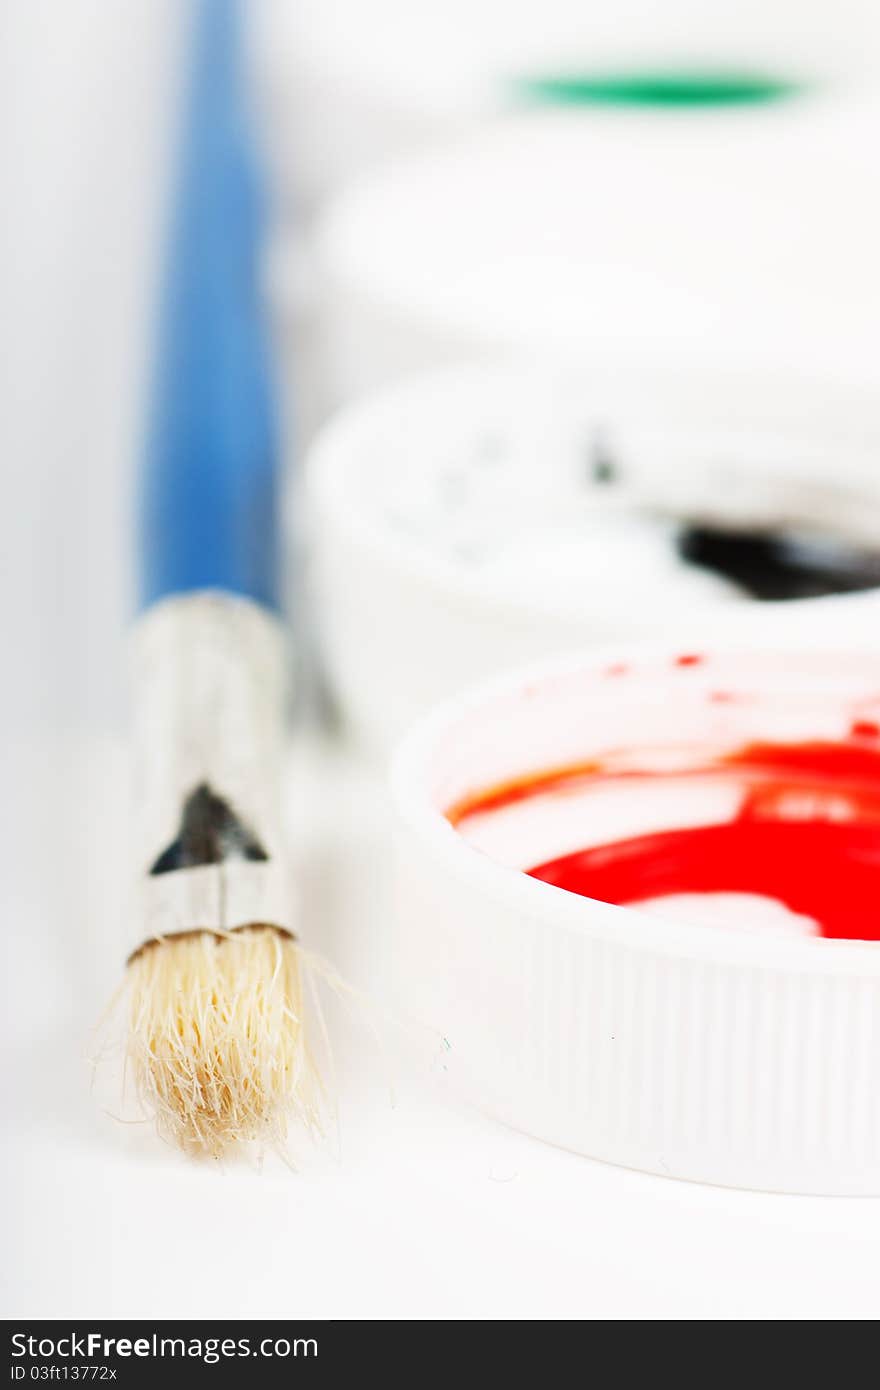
[514,69,804,109]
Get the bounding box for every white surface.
[4,0,880,1322]
[0,0,187,736]
[5,731,880,1320]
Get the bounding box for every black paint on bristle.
[150,782,269,875]
[678,525,880,601]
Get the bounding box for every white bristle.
[126,926,321,1158]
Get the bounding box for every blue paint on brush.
[140,0,280,610]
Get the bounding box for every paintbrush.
[121,0,318,1157]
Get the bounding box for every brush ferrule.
[129,590,293,955]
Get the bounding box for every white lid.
[305,362,880,749]
[391,640,880,1193]
[314,99,880,389]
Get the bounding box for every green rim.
[514,70,805,108]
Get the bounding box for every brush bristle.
[126,926,321,1158]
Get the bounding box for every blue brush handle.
[140,0,280,611]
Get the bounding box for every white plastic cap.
[391,641,880,1193]
[261,0,880,210]
[304,96,880,411]
[304,362,880,751]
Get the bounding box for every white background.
[3,0,879,1321]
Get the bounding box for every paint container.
[304,363,880,751]
[291,97,880,419]
[260,0,880,216]
[391,641,880,1193]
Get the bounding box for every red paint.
[851,720,880,740]
[451,739,880,941]
[447,759,602,826]
[529,820,880,939]
[447,739,880,827]
[726,739,880,786]
[675,653,704,667]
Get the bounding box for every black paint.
[677,524,880,601]
[150,782,269,875]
